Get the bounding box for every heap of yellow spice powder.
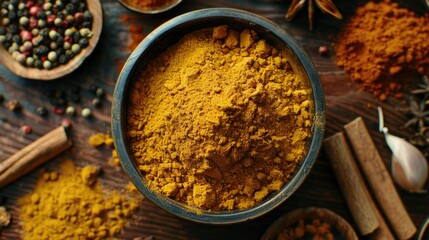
[127,25,313,210]
[18,160,139,240]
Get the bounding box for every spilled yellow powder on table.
[18,160,139,240]
[89,133,114,147]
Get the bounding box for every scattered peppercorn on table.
[0,0,428,239]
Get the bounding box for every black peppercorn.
[58,54,68,64]
[83,10,92,21]
[56,36,64,46]
[8,11,17,21]
[82,20,91,29]
[12,34,21,44]
[35,59,43,69]
[9,24,18,35]
[78,3,86,12]
[70,93,80,103]
[36,106,48,116]
[0,93,4,103]
[57,11,65,19]
[35,45,49,56]
[65,4,76,14]
[72,31,80,42]
[3,42,11,49]
[0,27,6,35]
[40,28,49,40]
[16,10,25,17]
[78,38,88,47]
[10,0,19,6]
[37,11,46,19]
[4,32,12,43]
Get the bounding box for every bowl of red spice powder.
[112,8,325,224]
[118,0,182,14]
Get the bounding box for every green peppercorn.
[0,35,5,43]
[43,60,52,69]
[71,43,80,54]
[54,17,62,26]
[19,16,28,26]
[15,53,25,63]
[66,106,75,116]
[48,51,57,62]
[26,57,34,67]
[63,41,71,50]
[81,108,91,118]
[92,98,101,108]
[38,19,46,27]
[49,30,58,40]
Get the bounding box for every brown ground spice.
[127,25,313,210]
[334,0,429,100]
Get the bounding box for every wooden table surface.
[1,0,428,239]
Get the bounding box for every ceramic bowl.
[118,0,182,14]
[112,8,325,224]
[262,208,358,240]
[0,0,103,80]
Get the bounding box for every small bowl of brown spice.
[112,8,325,224]
[118,0,182,14]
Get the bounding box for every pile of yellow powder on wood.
[18,160,139,240]
[88,133,114,148]
[127,25,313,210]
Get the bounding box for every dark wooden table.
[1,1,428,239]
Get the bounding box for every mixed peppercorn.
[1,84,105,134]
[0,0,93,69]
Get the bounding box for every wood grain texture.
[0,0,103,80]
[0,0,428,240]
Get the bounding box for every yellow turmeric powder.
[127,25,313,210]
[18,160,140,240]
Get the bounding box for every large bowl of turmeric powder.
[112,8,325,224]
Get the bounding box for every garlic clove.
[385,133,428,193]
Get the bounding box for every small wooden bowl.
[118,0,182,14]
[0,0,103,80]
[262,208,358,240]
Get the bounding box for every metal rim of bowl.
[112,8,326,224]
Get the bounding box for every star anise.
[285,0,342,31]
[398,95,429,131]
[411,75,429,96]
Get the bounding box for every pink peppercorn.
[47,15,56,25]
[21,30,32,41]
[25,1,34,8]
[61,119,72,128]
[319,45,329,55]
[29,17,38,28]
[74,12,84,22]
[21,125,32,134]
[29,6,40,16]
[64,36,73,43]
[53,107,64,115]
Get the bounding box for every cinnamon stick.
[323,132,395,239]
[0,126,72,188]
[323,132,379,236]
[344,117,416,240]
